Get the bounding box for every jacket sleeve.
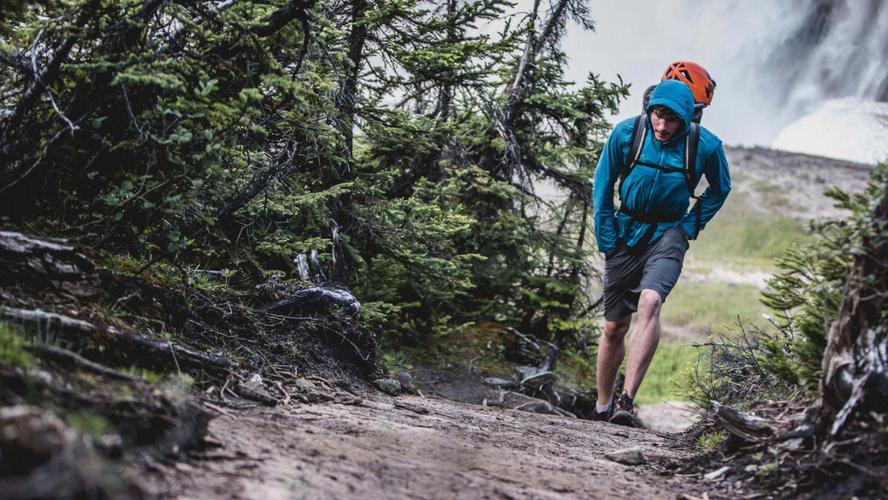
[592,126,625,254]
[681,140,731,239]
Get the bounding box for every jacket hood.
[645,80,695,140]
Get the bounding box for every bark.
[504,0,568,126]
[262,285,361,316]
[817,177,888,437]
[436,0,458,121]
[712,401,777,442]
[482,0,570,180]
[336,0,368,160]
[0,230,100,297]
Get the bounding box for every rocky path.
[145,394,715,499]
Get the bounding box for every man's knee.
[604,316,631,341]
[638,289,662,316]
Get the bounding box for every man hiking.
[591,61,731,427]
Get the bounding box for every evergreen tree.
[0,0,627,354]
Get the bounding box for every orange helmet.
[661,61,716,106]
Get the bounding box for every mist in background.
[555,0,888,148]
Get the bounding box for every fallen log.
[262,285,361,315]
[712,401,777,442]
[0,231,100,297]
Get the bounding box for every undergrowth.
[0,323,34,370]
[684,164,887,407]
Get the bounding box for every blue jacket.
[593,80,731,254]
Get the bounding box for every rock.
[636,401,700,434]
[244,373,263,390]
[394,372,417,394]
[293,377,318,392]
[236,375,278,406]
[483,376,517,388]
[777,437,804,452]
[292,377,332,403]
[373,378,402,396]
[0,406,75,474]
[96,433,123,458]
[704,465,730,481]
[604,447,647,466]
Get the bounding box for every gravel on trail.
[144,394,717,499]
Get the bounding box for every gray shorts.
[603,228,689,321]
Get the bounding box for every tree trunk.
[817,177,888,437]
[336,0,368,161]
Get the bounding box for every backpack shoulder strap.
[627,113,647,173]
[618,114,647,199]
[685,122,703,236]
[684,122,701,197]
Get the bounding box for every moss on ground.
[696,429,727,453]
[65,411,111,439]
[0,323,35,369]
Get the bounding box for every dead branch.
[23,344,142,382]
[235,382,278,406]
[712,401,777,442]
[0,306,235,374]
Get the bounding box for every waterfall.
[565,0,888,146]
[765,0,888,114]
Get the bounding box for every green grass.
[692,191,811,267]
[0,323,35,369]
[662,281,770,335]
[696,429,727,453]
[65,411,110,439]
[633,341,698,405]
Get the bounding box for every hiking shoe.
[609,393,641,428]
[592,404,612,422]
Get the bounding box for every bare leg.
[596,315,631,405]
[623,289,662,399]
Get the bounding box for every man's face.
[650,106,682,142]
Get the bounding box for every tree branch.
[251,0,317,37]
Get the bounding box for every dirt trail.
[145,394,716,499]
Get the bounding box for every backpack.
[616,85,704,235]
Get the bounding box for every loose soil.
[144,393,717,499]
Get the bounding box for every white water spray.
[564,0,888,146]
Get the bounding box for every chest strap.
[618,114,704,234]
